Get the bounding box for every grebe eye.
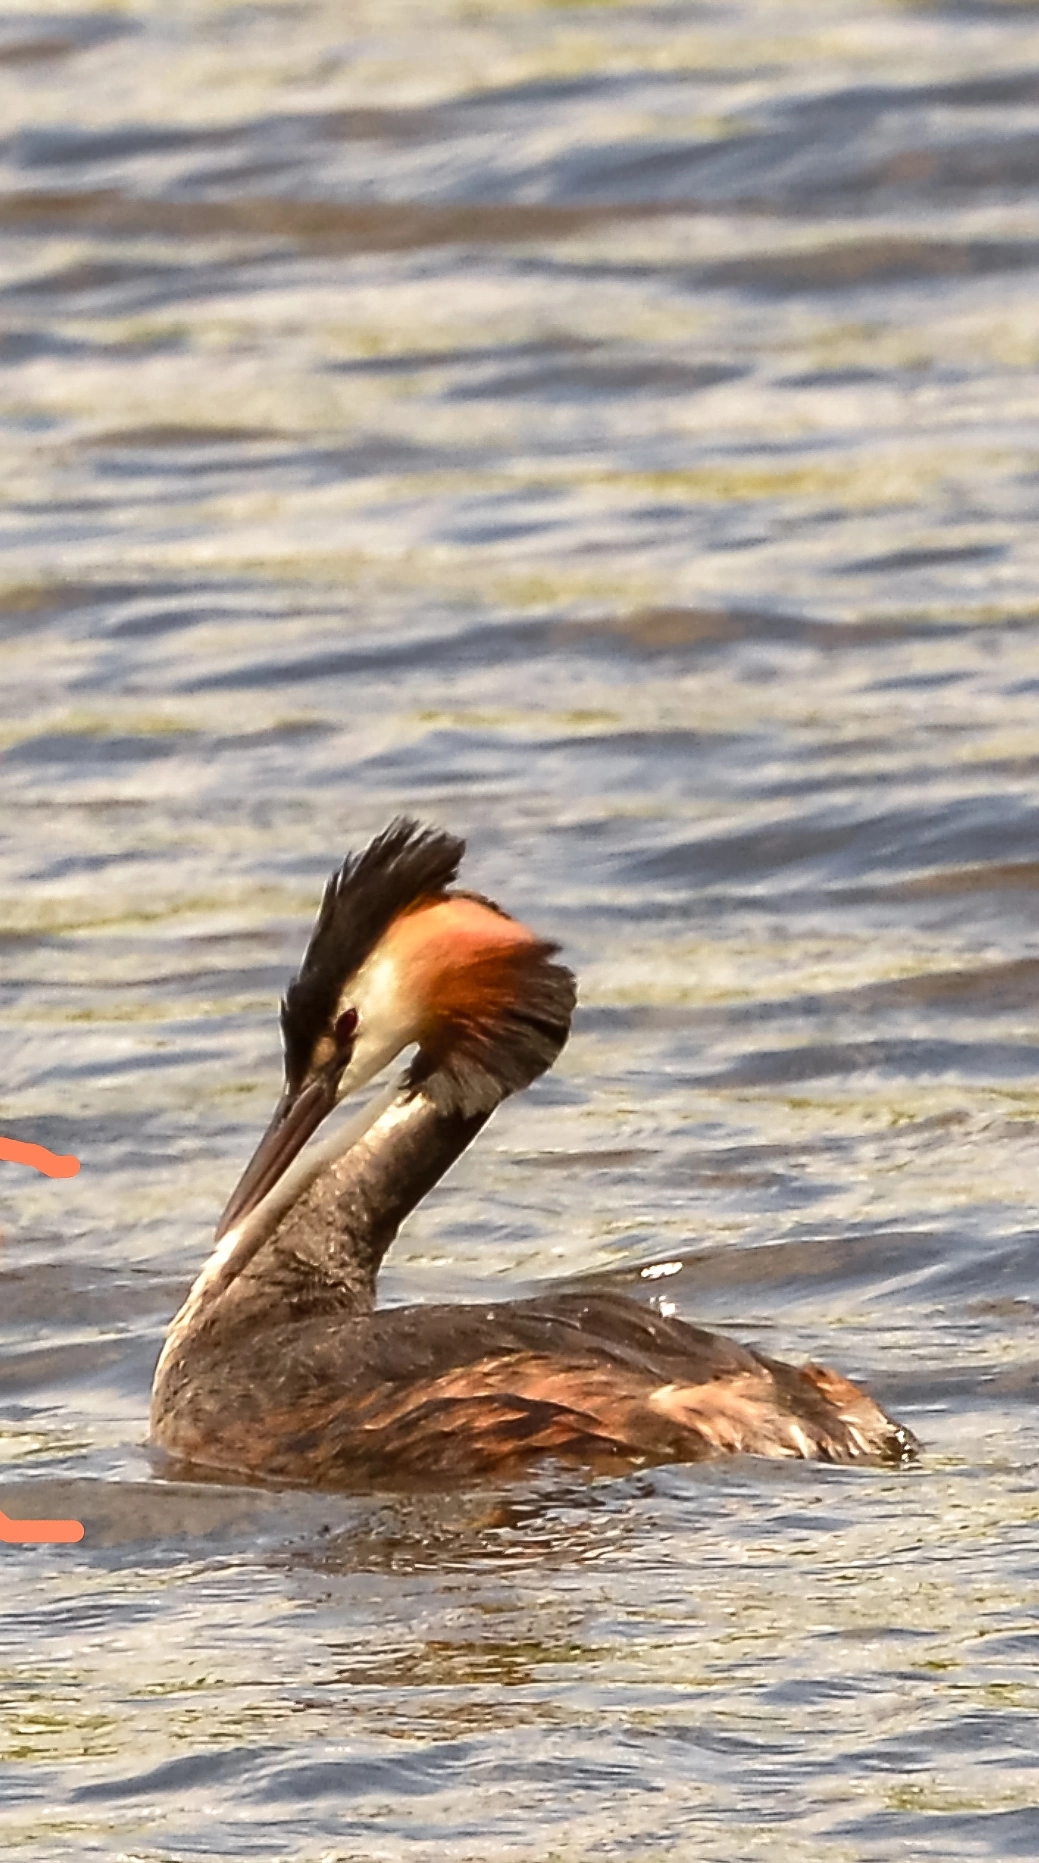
[334,1007,358,1049]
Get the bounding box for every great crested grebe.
[151,819,916,1484]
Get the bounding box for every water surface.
[3,0,1039,1856]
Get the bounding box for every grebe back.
[150,819,916,1484]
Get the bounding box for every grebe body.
[151,821,915,1484]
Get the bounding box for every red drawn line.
[0,1136,80,1178]
[0,1135,85,1541]
[0,1507,84,1544]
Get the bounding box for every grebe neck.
[155,1084,488,1387]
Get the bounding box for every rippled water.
[3,0,1039,1855]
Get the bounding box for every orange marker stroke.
[0,1136,80,1178]
[0,1507,84,1544]
[0,1133,85,1540]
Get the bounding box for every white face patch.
[333,942,423,1104]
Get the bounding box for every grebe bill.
[150,819,917,1485]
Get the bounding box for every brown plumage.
[151,820,917,1488]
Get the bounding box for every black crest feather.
[281,818,464,1092]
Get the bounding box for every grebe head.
[214,818,575,1240]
